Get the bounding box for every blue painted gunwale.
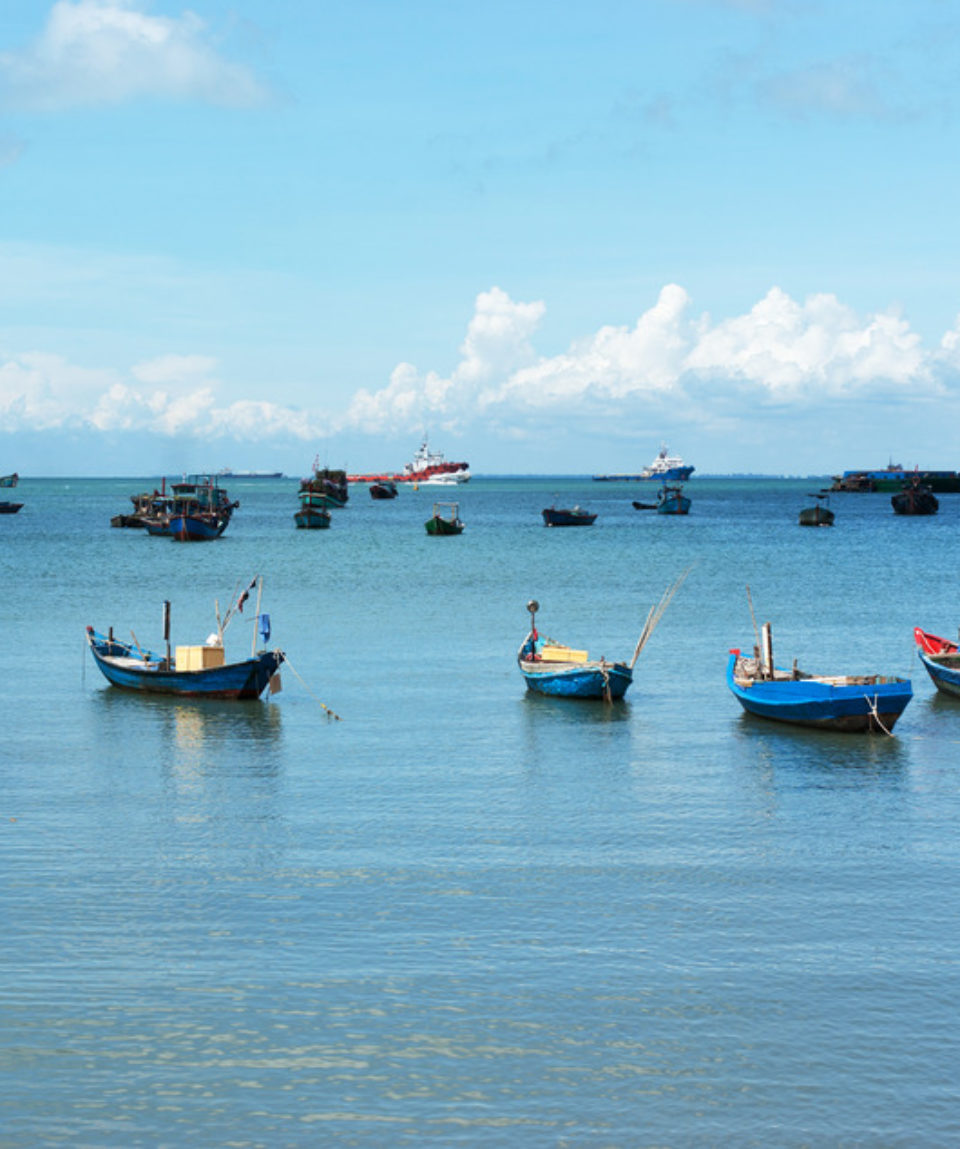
[726,652,912,732]
[169,513,228,541]
[86,629,284,698]
[518,634,633,699]
[917,650,960,698]
[294,505,331,529]
[656,490,691,515]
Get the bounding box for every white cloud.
[340,283,947,434]
[0,0,267,111]
[0,284,953,446]
[0,349,323,439]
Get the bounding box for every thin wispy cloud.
[0,0,267,112]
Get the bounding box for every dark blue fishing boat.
[541,505,597,526]
[518,573,688,701]
[369,480,398,499]
[656,483,690,515]
[300,461,349,508]
[727,623,912,733]
[914,628,960,698]
[0,501,23,514]
[86,577,283,699]
[295,490,332,529]
[143,476,237,539]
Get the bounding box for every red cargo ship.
[348,439,470,484]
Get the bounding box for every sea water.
[2,475,960,1147]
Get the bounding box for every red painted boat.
[914,628,958,656]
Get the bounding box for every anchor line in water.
[281,654,342,720]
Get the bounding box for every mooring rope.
[863,692,894,737]
[280,654,342,720]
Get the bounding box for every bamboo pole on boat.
[252,576,264,656]
[746,585,762,654]
[629,567,691,669]
[761,621,773,679]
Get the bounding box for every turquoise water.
[3,476,960,1146]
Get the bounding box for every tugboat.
[402,439,470,483]
[347,439,470,485]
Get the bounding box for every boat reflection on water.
[91,689,284,775]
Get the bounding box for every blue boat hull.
[169,514,228,541]
[519,659,633,699]
[294,507,331,529]
[726,653,912,732]
[657,494,691,515]
[918,650,960,698]
[542,508,597,526]
[86,630,283,699]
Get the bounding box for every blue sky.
[2,0,960,475]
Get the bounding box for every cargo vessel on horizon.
[831,463,960,493]
[593,443,695,482]
[348,439,470,484]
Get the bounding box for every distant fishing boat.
[517,571,689,701]
[300,460,349,507]
[541,505,596,527]
[892,476,938,516]
[727,620,912,733]
[914,628,960,698]
[656,483,690,515]
[369,480,398,499]
[0,501,23,514]
[0,472,18,488]
[142,476,237,539]
[111,490,172,529]
[294,490,332,529]
[86,577,283,699]
[798,491,835,527]
[425,501,464,535]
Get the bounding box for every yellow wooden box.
[175,644,226,671]
[540,645,589,664]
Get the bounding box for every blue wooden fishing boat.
[727,622,912,733]
[86,577,283,699]
[0,501,23,514]
[0,472,18,488]
[914,628,960,698]
[300,461,349,507]
[656,483,690,515]
[542,505,596,527]
[143,476,237,539]
[518,574,688,701]
[293,503,333,528]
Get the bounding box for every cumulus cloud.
[0,350,322,440]
[343,287,546,433]
[0,0,267,111]
[340,283,948,435]
[0,285,954,446]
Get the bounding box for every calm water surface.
[2,475,960,1146]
